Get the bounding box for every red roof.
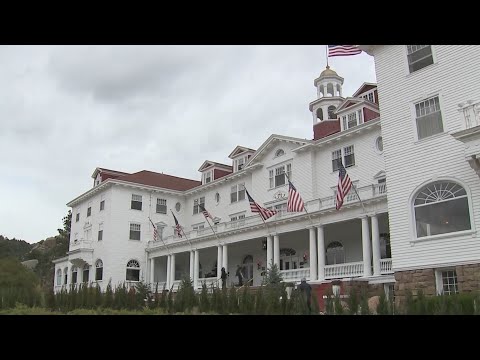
[116,170,201,191]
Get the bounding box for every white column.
[194,249,199,289]
[217,245,223,278]
[150,258,155,285]
[273,234,280,268]
[166,255,171,289]
[222,244,228,278]
[189,251,194,281]
[308,227,317,281]
[371,214,381,276]
[266,235,273,269]
[361,216,372,277]
[317,225,325,281]
[170,253,176,286]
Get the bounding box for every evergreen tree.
[199,282,210,313]
[347,288,359,315]
[104,280,114,308]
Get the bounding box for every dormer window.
[202,170,212,184]
[233,155,250,172]
[342,110,363,131]
[360,91,375,103]
[238,158,245,171]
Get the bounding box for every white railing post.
[266,235,273,268]
[273,234,280,268]
[361,216,372,277]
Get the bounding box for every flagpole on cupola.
[326,45,329,67]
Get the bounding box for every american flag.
[336,162,353,210]
[199,204,213,220]
[171,210,183,238]
[245,189,277,221]
[328,45,362,57]
[149,218,159,241]
[287,180,305,212]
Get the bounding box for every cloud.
[0,45,375,242]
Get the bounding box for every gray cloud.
[0,45,375,242]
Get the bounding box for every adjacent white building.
[55,46,480,305]
[360,45,480,300]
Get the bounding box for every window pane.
[131,200,142,210]
[408,46,433,73]
[96,267,103,281]
[100,200,105,211]
[126,269,140,281]
[415,197,471,237]
[231,190,237,203]
[130,230,141,241]
[416,111,443,139]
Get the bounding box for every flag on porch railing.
[287,179,305,212]
[328,45,362,57]
[171,210,183,238]
[336,162,353,211]
[148,217,159,241]
[199,204,213,220]
[245,189,277,221]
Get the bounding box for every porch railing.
[380,258,393,274]
[280,268,310,281]
[147,182,388,250]
[69,239,93,251]
[324,261,364,279]
[197,277,219,289]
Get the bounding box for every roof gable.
[247,135,309,165]
[336,97,379,114]
[198,161,232,172]
[352,82,377,97]
[228,146,256,159]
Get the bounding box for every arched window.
[316,108,323,121]
[56,269,62,286]
[328,106,336,119]
[95,259,103,281]
[326,241,345,265]
[82,264,90,283]
[275,149,285,157]
[414,181,471,238]
[336,84,341,96]
[327,83,334,97]
[71,266,78,284]
[126,260,140,282]
[63,267,68,285]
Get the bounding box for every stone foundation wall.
[394,263,480,308]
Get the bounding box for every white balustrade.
[280,268,310,281]
[324,261,364,279]
[380,258,393,274]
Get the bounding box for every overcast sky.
[0,45,376,243]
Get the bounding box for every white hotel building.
[54,46,480,306]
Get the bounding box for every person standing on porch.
[221,267,228,289]
[236,265,244,287]
[298,278,312,313]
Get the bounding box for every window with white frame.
[331,149,342,172]
[407,45,434,73]
[230,213,246,227]
[126,260,140,282]
[98,223,103,241]
[413,181,471,238]
[269,163,292,189]
[82,264,89,283]
[156,198,167,214]
[56,269,62,286]
[100,200,105,211]
[63,267,68,285]
[87,202,92,217]
[129,223,141,241]
[76,212,80,222]
[234,155,250,172]
[361,91,375,103]
[71,266,78,284]
[414,96,443,140]
[343,145,355,168]
[192,223,205,231]
[230,183,245,203]
[193,197,205,214]
[131,194,142,210]
[435,269,458,295]
[203,170,212,184]
[215,192,220,204]
[95,259,103,281]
